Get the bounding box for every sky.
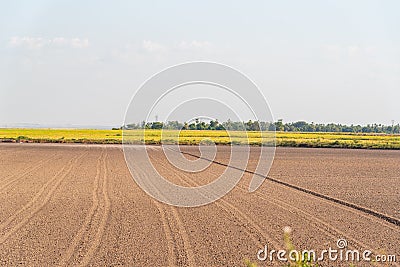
[0,0,399,127]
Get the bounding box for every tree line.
[119,119,400,134]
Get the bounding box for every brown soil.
[0,144,398,266]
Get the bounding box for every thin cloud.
[322,44,377,60]
[177,40,212,50]
[8,36,90,49]
[140,40,212,53]
[53,37,90,48]
[9,36,46,49]
[142,40,167,53]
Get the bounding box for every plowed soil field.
[0,144,398,266]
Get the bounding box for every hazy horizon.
[0,118,398,130]
[1,1,399,126]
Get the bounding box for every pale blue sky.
[0,1,399,127]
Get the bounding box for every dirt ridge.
[174,148,400,227]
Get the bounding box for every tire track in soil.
[177,149,396,253]
[236,182,386,259]
[266,179,400,235]
[58,150,104,266]
[131,151,196,267]
[58,148,111,267]
[176,149,400,227]
[143,175,196,266]
[80,149,111,266]
[261,189,400,267]
[155,203,196,267]
[211,176,380,263]
[153,151,280,250]
[0,152,59,192]
[155,203,176,267]
[131,168,179,267]
[173,148,399,266]
[0,151,87,245]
